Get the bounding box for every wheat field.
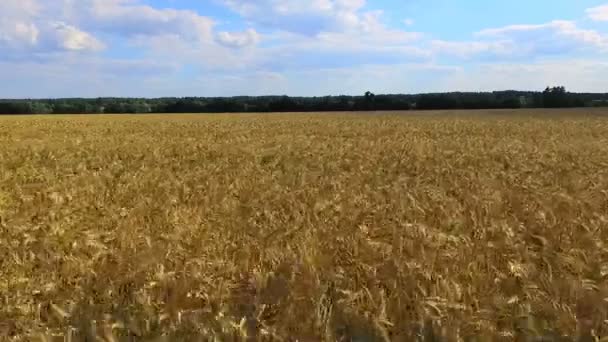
[1,109,608,341]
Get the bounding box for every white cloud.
[587,4,608,21]
[2,0,216,49]
[0,0,40,16]
[0,0,39,48]
[1,0,427,76]
[128,0,427,73]
[221,0,385,35]
[77,0,215,42]
[0,22,40,48]
[4,0,608,97]
[435,20,608,59]
[223,0,366,18]
[0,0,103,55]
[477,20,608,50]
[50,22,104,51]
[1,0,221,60]
[216,0,427,70]
[216,29,261,48]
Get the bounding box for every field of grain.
[1,109,608,341]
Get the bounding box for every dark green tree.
[364,91,376,110]
[543,86,570,108]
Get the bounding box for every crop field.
[1,109,608,341]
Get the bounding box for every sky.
[2,0,608,98]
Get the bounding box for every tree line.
[1,87,607,114]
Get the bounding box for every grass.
[1,109,608,341]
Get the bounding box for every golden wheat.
[1,109,608,341]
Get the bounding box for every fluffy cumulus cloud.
[0,22,40,49]
[220,0,422,49]
[216,29,261,48]
[70,0,215,42]
[0,0,104,56]
[476,21,608,52]
[2,0,608,97]
[0,0,222,56]
[48,22,105,51]
[221,0,369,34]
[0,0,40,47]
[433,20,608,59]
[587,4,608,21]
[214,0,425,72]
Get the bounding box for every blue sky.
[1,0,608,98]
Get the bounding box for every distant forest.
[1,87,608,114]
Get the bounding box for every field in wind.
[1,109,608,341]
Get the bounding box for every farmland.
[1,109,608,341]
